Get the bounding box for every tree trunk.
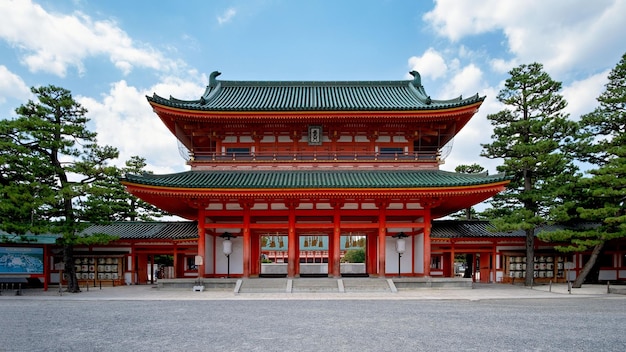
[572,242,604,289]
[63,244,80,293]
[525,228,534,286]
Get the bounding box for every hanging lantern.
[395,238,406,254]
[393,232,408,254]
[221,232,235,256]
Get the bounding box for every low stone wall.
[261,263,287,275]
[158,278,237,290]
[392,277,473,289]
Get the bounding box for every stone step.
[239,278,288,293]
[342,278,391,292]
[292,278,339,293]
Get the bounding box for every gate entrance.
[260,234,288,277]
[340,234,367,276]
[299,234,329,277]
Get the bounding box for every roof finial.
[409,70,422,87]
[209,71,222,88]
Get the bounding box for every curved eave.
[149,99,483,119]
[150,100,483,136]
[122,180,509,220]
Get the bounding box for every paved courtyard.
[1,284,625,351]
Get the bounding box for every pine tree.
[481,63,579,286]
[452,163,486,220]
[0,85,119,292]
[82,156,167,221]
[539,53,626,287]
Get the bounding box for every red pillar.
[367,233,377,275]
[197,210,206,278]
[450,241,456,278]
[242,203,251,278]
[287,202,297,277]
[423,208,431,277]
[332,204,341,277]
[250,232,260,277]
[492,244,497,283]
[43,245,49,291]
[377,201,387,277]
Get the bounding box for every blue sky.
[1,0,625,176]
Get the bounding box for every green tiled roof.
[147,71,484,112]
[123,170,508,189]
[0,233,60,244]
[0,223,198,242]
[80,222,198,240]
[431,220,600,238]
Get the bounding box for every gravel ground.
[1,297,625,351]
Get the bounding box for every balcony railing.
[189,151,440,163]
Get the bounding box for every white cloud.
[424,0,626,77]
[561,71,608,120]
[407,48,448,80]
[489,58,517,74]
[78,78,205,174]
[217,8,237,25]
[444,64,483,99]
[0,0,178,77]
[440,83,504,175]
[0,65,32,104]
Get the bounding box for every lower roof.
[123,169,508,189]
[121,170,510,219]
[1,221,601,243]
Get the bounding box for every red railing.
[188,151,439,163]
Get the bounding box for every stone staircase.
[237,277,393,294]
[159,277,472,293]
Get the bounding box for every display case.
[505,254,566,283]
[71,256,123,286]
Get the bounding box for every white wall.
[215,237,243,276]
[414,233,424,274]
[385,236,414,274]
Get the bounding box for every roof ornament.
[409,70,432,105]
[209,71,222,88]
[409,70,422,87]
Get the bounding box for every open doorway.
[299,234,329,277]
[340,234,367,277]
[260,234,288,277]
[144,254,174,284]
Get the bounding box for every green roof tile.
[123,170,508,189]
[147,71,484,112]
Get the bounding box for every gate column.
[377,201,388,277]
[242,202,252,278]
[197,209,206,278]
[287,201,298,277]
[331,201,342,277]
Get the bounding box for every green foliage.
[481,63,579,224]
[452,164,487,219]
[81,156,167,222]
[480,63,580,285]
[576,53,626,166]
[455,163,486,174]
[540,53,626,253]
[343,248,365,263]
[0,85,120,292]
[538,53,626,287]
